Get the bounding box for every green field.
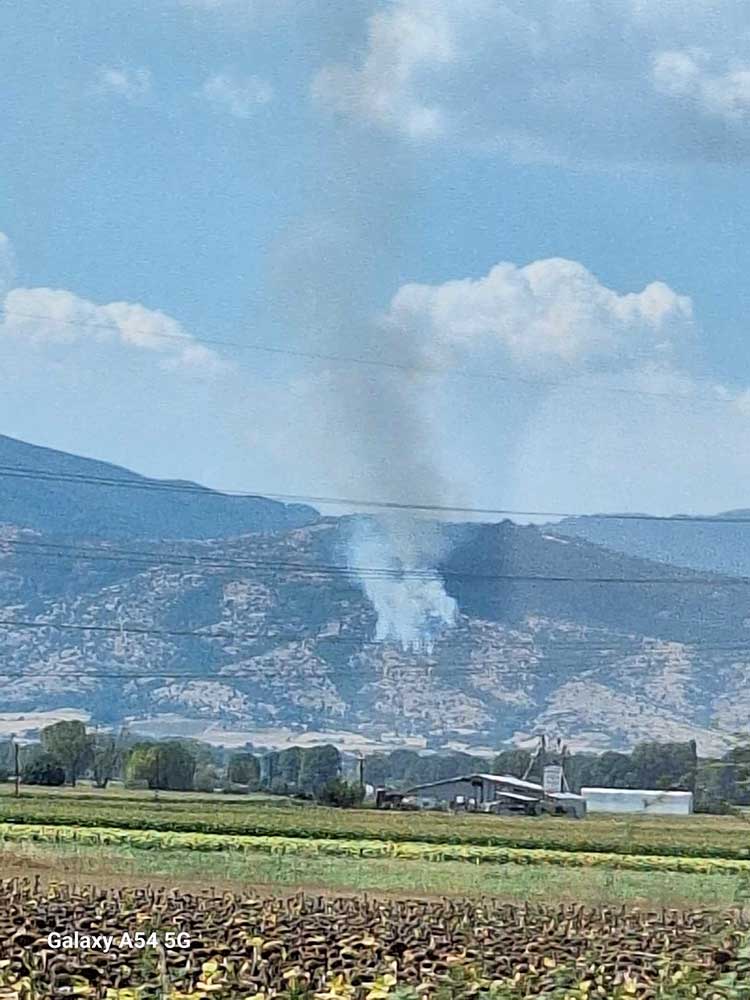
[3,839,745,909]
[2,783,750,860]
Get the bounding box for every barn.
[401,773,547,813]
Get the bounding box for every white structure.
[581,787,693,816]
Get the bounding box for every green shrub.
[21,753,65,786]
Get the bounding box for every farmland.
[3,879,750,998]
[2,840,747,910]
[5,820,750,877]
[2,788,750,861]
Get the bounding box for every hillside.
[551,510,750,578]
[0,435,318,539]
[0,444,747,755]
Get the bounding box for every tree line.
[6,724,750,813]
[0,722,363,805]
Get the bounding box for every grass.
[2,785,750,860]
[3,839,745,909]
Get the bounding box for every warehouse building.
[581,787,693,815]
[385,772,585,816]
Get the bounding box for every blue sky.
[3,0,750,517]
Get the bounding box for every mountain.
[550,510,750,578]
[0,457,747,754]
[0,435,318,540]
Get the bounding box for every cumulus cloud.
[387,258,693,369]
[1,287,228,377]
[200,72,273,118]
[652,49,750,121]
[313,0,750,162]
[312,0,456,139]
[95,66,152,101]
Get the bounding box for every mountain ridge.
[0,434,318,540]
[0,434,745,756]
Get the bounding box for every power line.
[4,536,749,585]
[0,307,740,409]
[0,461,749,524]
[0,616,747,651]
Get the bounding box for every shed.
[581,787,693,816]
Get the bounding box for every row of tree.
[0,723,363,804]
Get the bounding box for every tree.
[318,778,365,807]
[193,764,217,793]
[695,759,737,813]
[227,752,260,788]
[629,740,697,792]
[22,751,65,786]
[492,749,532,779]
[298,745,340,795]
[41,720,93,786]
[91,734,121,789]
[262,747,304,792]
[124,741,196,791]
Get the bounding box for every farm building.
[403,773,544,810]
[386,773,585,816]
[581,787,693,815]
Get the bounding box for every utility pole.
[12,734,19,798]
[357,753,365,795]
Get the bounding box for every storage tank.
[581,787,693,815]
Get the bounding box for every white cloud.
[313,0,750,162]
[653,49,750,121]
[0,233,16,294]
[1,287,229,377]
[312,0,456,139]
[95,66,152,101]
[200,72,273,117]
[388,258,693,369]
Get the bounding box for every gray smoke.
[266,111,459,648]
[348,513,457,651]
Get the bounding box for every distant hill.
[0,434,318,540]
[0,484,746,754]
[551,510,750,578]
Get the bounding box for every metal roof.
[476,772,545,792]
[405,772,544,795]
[484,791,539,803]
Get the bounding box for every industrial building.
[581,787,694,815]
[377,772,586,816]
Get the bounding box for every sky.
[3,0,750,517]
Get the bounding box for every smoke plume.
[265,97,460,648]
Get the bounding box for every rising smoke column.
[270,216,461,649]
[347,511,457,652]
[264,19,461,649]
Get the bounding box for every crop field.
[2,840,747,910]
[2,793,750,861]
[4,822,750,878]
[3,879,750,999]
